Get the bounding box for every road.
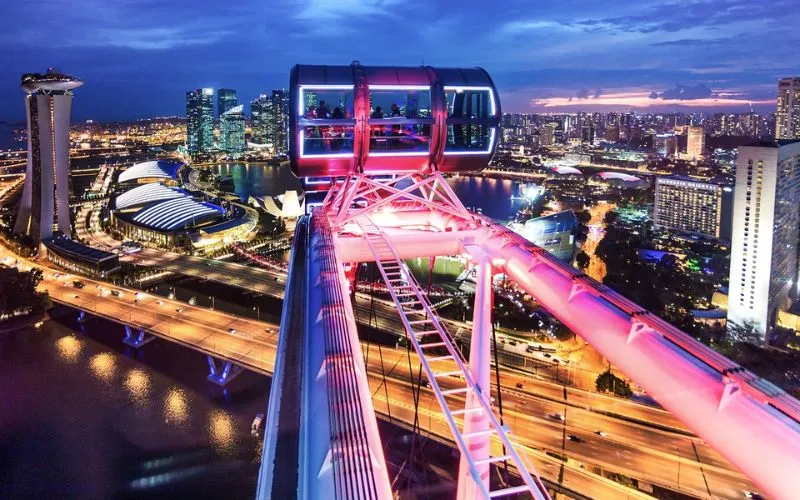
[2,243,758,498]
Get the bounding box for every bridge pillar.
[123,325,155,348]
[207,355,243,386]
[77,310,88,323]
[457,253,493,500]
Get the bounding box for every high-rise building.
[654,177,733,240]
[186,88,214,156]
[654,133,678,158]
[727,142,800,343]
[776,77,800,140]
[14,69,83,243]
[270,89,290,155]
[220,104,246,155]
[539,123,555,146]
[686,126,705,160]
[217,88,237,118]
[250,93,272,145]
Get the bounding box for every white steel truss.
[355,214,550,500]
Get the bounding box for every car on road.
[110,290,120,297]
[176,308,184,313]
[744,492,763,499]
[155,300,162,305]
[515,383,524,389]
[227,328,237,334]
[567,435,582,442]
[543,353,551,358]
[73,295,80,299]
[595,431,608,437]
[133,299,140,305]
[550,413,566,421]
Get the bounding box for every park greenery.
[595,368,633,397]
[0,266,49,320]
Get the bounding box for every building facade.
[270,89,290,154]
[186,88,214,156]
[654,177,733,240]
[686,126,705,160]
[14,70,83,243]
[250,93,272,145]
[220,104,246,155]
[776,77,800,140]
[217,88,237,118]
[727,142,800,343]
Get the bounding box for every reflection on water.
[445,175,527,221]
[208,409,237,456]
[124,367,151,406]
[55,335,82,363]
[208,162,302,200]
[89,352,116,383]
[164,387,190,425]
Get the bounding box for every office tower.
[217,88,237,118]
[186,88,214,156]
[220,105,246,155]
[776,77,800,140]
[686,126,705,160]
[14,69,83,243]
[727,142,800,343]
[539,123,555,146]
[250,94,272,145]
[654,133,677,158]
[654,177,733,240]
[580,123,595,144]
[270,89,290,154]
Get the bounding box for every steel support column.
[123,325,154,348]
[207,355,243,386]
[457,253,493,500]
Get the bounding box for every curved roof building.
[114,183,187,210]
[132,197,223,231]
[594,171,641,182]
[550,165,583,176]
[118,160,184,184]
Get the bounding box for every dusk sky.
[1,0,797,121]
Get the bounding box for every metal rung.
[428,355,454,362]
[463,428,500,439]
[434,370,463,378]
[452,406,484,415]
[475,454,512,466]
[441,387,471,396]
[489,485,533,498]
[415,330,440,337]
[396,293,417,297]
[409,319,433,325]
[420,342,447,349]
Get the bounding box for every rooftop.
[132,197,224,231]
[46,236,117,263]
[115,183,187,210]
[118,160,183,183]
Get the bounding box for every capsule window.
[298,87,354,119]
[300,126,355,156]
[368,88,433,154]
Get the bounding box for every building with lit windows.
[509,210,577,261]
[270,90,290,154]
[250,94,272,145]
[776,77,800,140]
[654,176,733,240]
[686,126,705,160]
[217,88,237,117]
[654,133,677,158]
[14,69,83,243]
[186,88,214,156]
[727,142,800,343]
[220,105,246,155]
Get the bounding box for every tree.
[726,320,763,346]
[575,251,590,270]
[595,368,633,397]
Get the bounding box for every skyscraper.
[776,77,800,140]
[686,126,705,160]
[220,104,246,156]
[217,88,237,118]
[727,142,800,343]
[270,89,290,155]
[186,88,214,156]
[654,177,733,240]
[14,69,83,243]
[250,94,272,145]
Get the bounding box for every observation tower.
[14,68,83,243]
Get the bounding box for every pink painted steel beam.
[457,253,493,499]
[334,212,800,499]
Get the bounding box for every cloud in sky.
[0,0,797,119]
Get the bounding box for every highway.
[2,243,759,498]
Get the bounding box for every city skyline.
[2,0,799,121]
